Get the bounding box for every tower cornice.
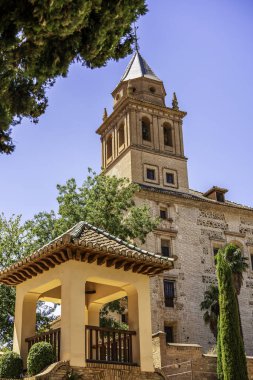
[96,96,187,135]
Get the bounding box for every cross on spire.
[133,23,139,52]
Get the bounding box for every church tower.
[97,51,189,192]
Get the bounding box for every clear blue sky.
[1,0,253,221]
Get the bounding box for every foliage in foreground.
[0,351,23,379]
[0,215,57,348]
[216,249,248,380]
[200,244,248,341]
[27,342,55,376]
[200,284,219,339]
[100,299,128,330]
[0,0,147,154]
[0,170,158,345]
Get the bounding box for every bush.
[0,351,23,379]
[27,342,55,376]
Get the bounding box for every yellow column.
[60,262,87,367]
[13,287,39,366]
[136,277,154,372]
[126,286,140,365]
[126,279,154,372]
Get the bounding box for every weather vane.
[133,23,139,52]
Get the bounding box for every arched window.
[118,124,125,147]
[106,135,112,160]
[142,117,151,142]
[164,123,173,147]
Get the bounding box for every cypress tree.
[216,250,248,380]
[217,318,223,380]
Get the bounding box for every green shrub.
[0,351,23,379]
[27,342,55,376]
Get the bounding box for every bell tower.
[96,51,189,192]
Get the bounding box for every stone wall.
[137,191,253,355]
[0,361,165,380]
[153,331,253,379]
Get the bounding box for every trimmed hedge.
[27,342,55,376]
[0,351,23,379]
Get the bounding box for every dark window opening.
[213,247,220,264]
[121,314,128,324]
[147,168,155,181]
[118,125,125,147]
[213,247,219,256]
[161,239,171,257]
[150,87,156,94]
[142,118,151,141]
[164,125,173,147]
[166,173,174,184]
[164,326,174,343]
[250,254,253,270]
[216,192,225,202]
[160,209,167,219]
[106,136,112,160]
[164,280,175,307]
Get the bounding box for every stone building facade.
[96,51,253,354]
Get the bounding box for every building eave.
[0,221,174,286]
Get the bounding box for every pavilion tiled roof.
[0,221,174,286]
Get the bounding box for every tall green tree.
[216,249,248,380]
[201,244,248,341]
[200,284,219,339]
[0,1,147,154]
[24,170,159,252]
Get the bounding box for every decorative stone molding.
[199,210,225,221]
[197,219,228,230]
[200,229,224,241]
[202,275,217,285]
[240,226,253,235]
[241,218,253,226]
[203,247,209,255]
[246,281,253,289]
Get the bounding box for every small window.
[213,247,220,257]
[118,124,125,147]
[161,239,171,257]
[216,192,225,202]
[164,280,175,307]
[122,314,128,324]
[164,124,173,147]
[213,246,221,265]
[250,254,253,270]
[164,326,174,343]
[142,117,151,142]
[150,87,156,94]
[106,135,112,160]
[147,168,155,181]
[166,173,174,184]
[160,208,167,219]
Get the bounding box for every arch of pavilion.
[0,222,173,373]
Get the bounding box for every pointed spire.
[121,51,161,82]
[103,108,108,121]
[172,92,179,110]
